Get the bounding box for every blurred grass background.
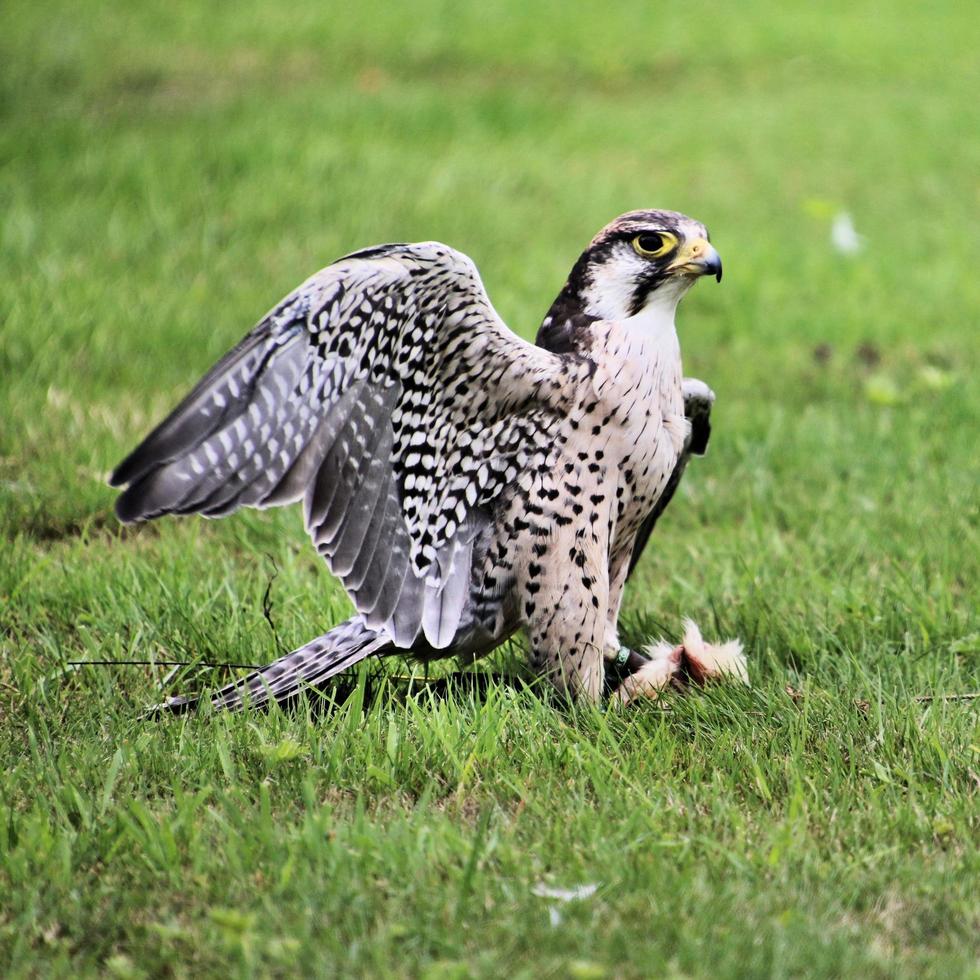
[1,1,978,977]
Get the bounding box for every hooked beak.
[667,238,723,282]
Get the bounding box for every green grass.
[2,0,978,976]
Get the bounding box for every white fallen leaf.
[831,211,865,255]
[531,882,598,901]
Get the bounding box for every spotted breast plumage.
[111,209,742,712]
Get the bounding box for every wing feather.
[326,420,395,576]
[111,243,563,649]
[339,466,395,591]
[626,378,714,578]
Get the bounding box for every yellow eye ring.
[632,231,677,259]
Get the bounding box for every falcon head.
[541,210,722,336]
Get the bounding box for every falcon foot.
[611,620,748,706]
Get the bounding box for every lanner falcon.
[111,209,747,712]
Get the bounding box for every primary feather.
[113,243,562,649]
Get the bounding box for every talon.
[610,644,682,705]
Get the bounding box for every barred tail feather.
[146,617,390,716]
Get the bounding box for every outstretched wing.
[111,243,564,648]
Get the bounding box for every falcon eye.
[631,231,677,259]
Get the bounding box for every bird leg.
[602,646,654,697]
[521,523,610,703]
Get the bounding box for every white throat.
[619,281,687,403]
[585,264,692,332]
[592,280,686,386]
[626,283,686,336]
